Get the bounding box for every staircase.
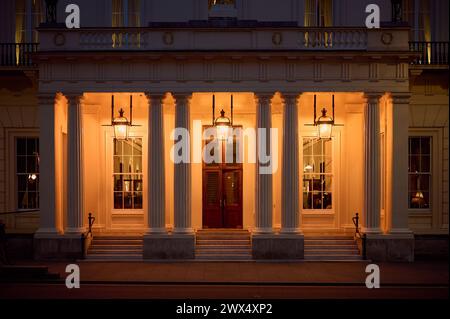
[86,235,143,261]
[304,235,363,261]
[195,229,252,261]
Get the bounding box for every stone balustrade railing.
[37,25,410,53]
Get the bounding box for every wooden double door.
[202,126,243,229]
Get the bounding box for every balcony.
[36,24,410,53]
[0,43,39,68]
[409,41,449,66]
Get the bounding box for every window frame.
[6,130,40,212]
[408,129,441,216]
[301,135,336,215]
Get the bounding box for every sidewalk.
[18,260,449,285]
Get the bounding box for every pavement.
[0,260,448,299]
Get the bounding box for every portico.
[32,23,415,261]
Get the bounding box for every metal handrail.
[409,41,449,65]
[0,43,39,67]
[352,212,367,260]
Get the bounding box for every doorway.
[202,126,243,228]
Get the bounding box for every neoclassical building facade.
[0,0,448,262]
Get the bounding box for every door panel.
[202,126,243,228]
[202,169,222,228]
[222,169,243,228]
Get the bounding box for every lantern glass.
[214,110,232,141]
[113,116,129,140]
[316,109,333,139]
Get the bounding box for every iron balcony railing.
[409,41,449,65]
[0,43,39,67]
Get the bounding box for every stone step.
[196,245,250,251]
[304,255,363,261]
[196,236,250,241]
[88,249,142,255]
[196,249,251,255]
[196,239,251,245]
[305,245,358,250]
[304,236,354,240]
[91,239,143,244]
[304,239,356,245]
[89,244,143,250]
[195,253,252,259]
[84,254,143,261]
[305,249,360,255]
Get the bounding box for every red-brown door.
[202,126,243,229]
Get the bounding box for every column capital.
[280,92,301,103]
[64,92,84,103]
[254,92,274,104]
[172,92,193,104]
[145,92,167,103]
[364,92,383,104]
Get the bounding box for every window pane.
[27,138,37,154]
[421,137,431,155]
[124,191,133,209]
[303,192,312,209]
[409,155,420,172]
[312,192,322,209]
[114,192,123,209]
[323,192,332,209]
[17,156,26,173]
[17,138,27,155]
[421,155,430,172]
[133,192,143,209]
[410,137,420,154]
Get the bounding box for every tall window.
[16,137,39,209]
[113,138,143,210]
[302,138,333,210]
[15,0,44,43]
[112,0,141,47]
[112,0,141,27]
[408,136,431,209]
[304,0,333,27]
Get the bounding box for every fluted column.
[254,93,274,234]
[281,93,301,233]
[65,94,86,234]
[173,93,193,233]
[35,93,60,234]
[146,93,166,233]
[388,94,412,234]
[363,93,382,234]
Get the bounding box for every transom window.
[113,138,143,210]
[408,136,431,209]
[302,138,333,210]
[16,137,39,209]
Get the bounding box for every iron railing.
[352,212,367,260]
[0,43,38,67]
[409,41,449,65]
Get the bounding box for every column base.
[364,233,415,262]
[34,232,87,260]
[251,233,304,260]
[143,233,195,259]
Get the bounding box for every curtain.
[304,0,315,27]
[15,0,26,64]
[112,0,123,47]
[321,0,333,27]
[128,0,140,27]
[32,0,45,42]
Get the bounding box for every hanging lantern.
[107,95,135,140]
[212,94,234,141]
[313,94,335,140]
